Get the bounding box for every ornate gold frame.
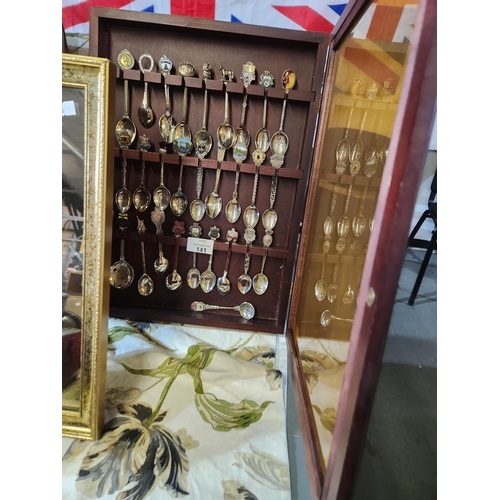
[62,54,115,440]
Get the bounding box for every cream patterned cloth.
[62,319,291,500]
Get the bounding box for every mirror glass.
[62,85,85,411]
[292,0,421,467]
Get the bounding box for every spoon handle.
[164,82,172,114]
[222,238,235,278]
[121,158,128,189]
[243,246,251,274]
[123,80,130,117]
[142,81,149,107]
[260,247,268,274]
[177,157,184,191]
[240,92,248,126]
[191,301,241,313]
[269,170,279,210]
[250,164,260,206]
[231,163,241,199]
[223,82,230,124]
[140,241,147,274]
[182,85,189,123]
[196,158,203,199]
[262,88,269,129]
[214,148,224,194]
[202,88,209,129]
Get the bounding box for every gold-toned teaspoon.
[115,49,137,148]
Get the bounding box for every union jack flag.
[63,0,418,56]
[63,0,351,53]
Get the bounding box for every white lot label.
[186,237,214,255]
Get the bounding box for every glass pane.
[62,85,85,410]
[293,0,420,466]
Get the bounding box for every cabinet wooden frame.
[62,54,115,440]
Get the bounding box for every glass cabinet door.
[289,0,436,497]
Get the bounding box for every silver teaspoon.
[191,301,255,320]
[216,228,238,295]
[165,221,185,291]
[200,226,220,293]
[191,65,213,222]
[206,77,235,218]
[158,55,176,144]
[133,135,152,212]
[138,53,155,128]
[186,223,203,289]
[136,217,154,296]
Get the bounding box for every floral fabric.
[62,319,291,500]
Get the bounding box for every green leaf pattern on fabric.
[110,326,273,433]
[195,393,273,432]
[312,405,337,434]
[233,443,291,490]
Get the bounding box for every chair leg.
[408,210,429,245]
[408,229,437,306]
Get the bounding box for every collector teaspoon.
[115,49,137,149]
[191,301,255,320]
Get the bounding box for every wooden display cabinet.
[89,0,436,497]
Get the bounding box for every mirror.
[62,53,115,440]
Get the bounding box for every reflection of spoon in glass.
[158,55,175,144]
[115,49,137,149]
[353,114,382,237]
[216,228,238,295]
[191,65,213,222]
[191,301,255,320]
[320,310,354,327]
[335,79,362,175]
[200,226,220,293]
[186,223,203,289]
[327,263,339,303]
[136,217,154,296]
[206,78,235,219]
[170,63,195,217]
[137,53,155,128]
[165,221,185,291]
[110,239,134,289]
[314,215,335,301]
[133,135,152,212]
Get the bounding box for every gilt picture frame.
[62,53,115,440]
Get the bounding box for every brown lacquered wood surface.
[89,7,329,334]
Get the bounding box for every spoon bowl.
[138,273,154,296]
[115,119,137,149]
[252,272,269,295]
[237,273,252,294]
[165,271,182,291]
[115,187,132,213]
[110,260,134,289]
[154,256,169,274]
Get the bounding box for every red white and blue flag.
[63,0,350,53]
